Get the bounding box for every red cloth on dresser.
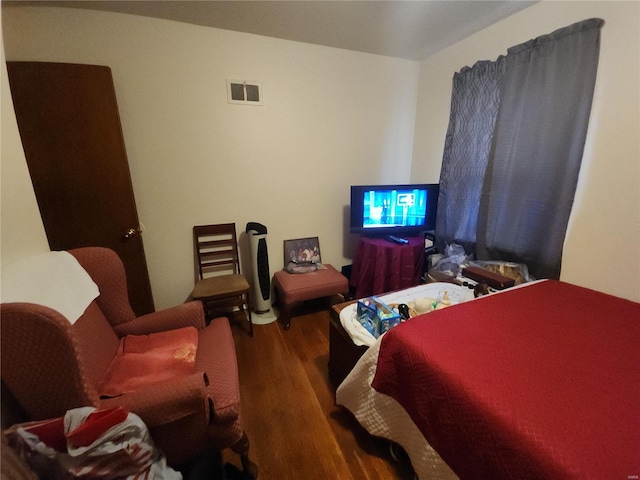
[372,280,640,479]
[350,236,425,299]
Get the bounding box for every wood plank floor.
[222,303,416,480]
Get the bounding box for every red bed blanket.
[372,280,640,479]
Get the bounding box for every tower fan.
[245,222,276,324]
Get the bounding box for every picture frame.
[284,237,321,265]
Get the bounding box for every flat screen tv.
[350,183,439,236]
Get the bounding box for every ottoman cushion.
[274,264,348,305]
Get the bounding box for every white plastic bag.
[4,406,182,479]
[428,243,473,280]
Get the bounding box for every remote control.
[385,235,408,244]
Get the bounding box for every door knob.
[123,228,141,240]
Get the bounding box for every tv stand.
[349,235,425,298]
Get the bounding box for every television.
[350,183,439,236]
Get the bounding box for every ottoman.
[273,264,349,330]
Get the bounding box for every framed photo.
[284,237,321,265]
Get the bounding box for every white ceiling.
[5,1,537,60]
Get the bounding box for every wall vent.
[226,79,262,106]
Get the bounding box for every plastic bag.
[3,406,182,479]
[427,243,473,281]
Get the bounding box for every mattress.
[337,280,640,479]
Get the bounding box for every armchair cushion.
[99,327,198,398]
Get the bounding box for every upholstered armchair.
[1,247,255,476]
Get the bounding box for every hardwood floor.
[222,303,416,480]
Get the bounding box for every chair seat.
[192,274,250,300]
[273,264,348,305]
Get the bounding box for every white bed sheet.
[339,282,474,347]
[1,250,99,323]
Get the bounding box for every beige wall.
[1,6,419,309]
[0,23,49,284]
[412,1,640,302]
[3,2,638,308]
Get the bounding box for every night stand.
[328,300,369,389]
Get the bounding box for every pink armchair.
[1,247,255,476]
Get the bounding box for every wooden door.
[7,61,155,316]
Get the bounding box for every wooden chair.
[192,224,253,337]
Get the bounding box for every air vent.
[226,79,263,106]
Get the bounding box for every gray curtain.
[435,58,505,252]
[476,18,604,279]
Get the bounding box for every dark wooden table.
[349,236,425,299]
[328,300,369,389]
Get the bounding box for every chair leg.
[272,284,288,330]
[245,293,254,338]
[277,304,291,330]
[240,304,253,337]
[232,431,258,479]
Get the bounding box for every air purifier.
[246,222,276,324]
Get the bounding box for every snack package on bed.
[377,301,402,335]
[357,297,402,338]
[357,297,380,338]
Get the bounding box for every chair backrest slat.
[193,223,241,280]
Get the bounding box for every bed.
[336,280,640,479]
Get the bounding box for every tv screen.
[350,184,439,236]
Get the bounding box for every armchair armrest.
[113,301,205,337]
[98,371,210,427]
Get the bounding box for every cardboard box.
[463,266,515,289]
[357,297,402,338]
